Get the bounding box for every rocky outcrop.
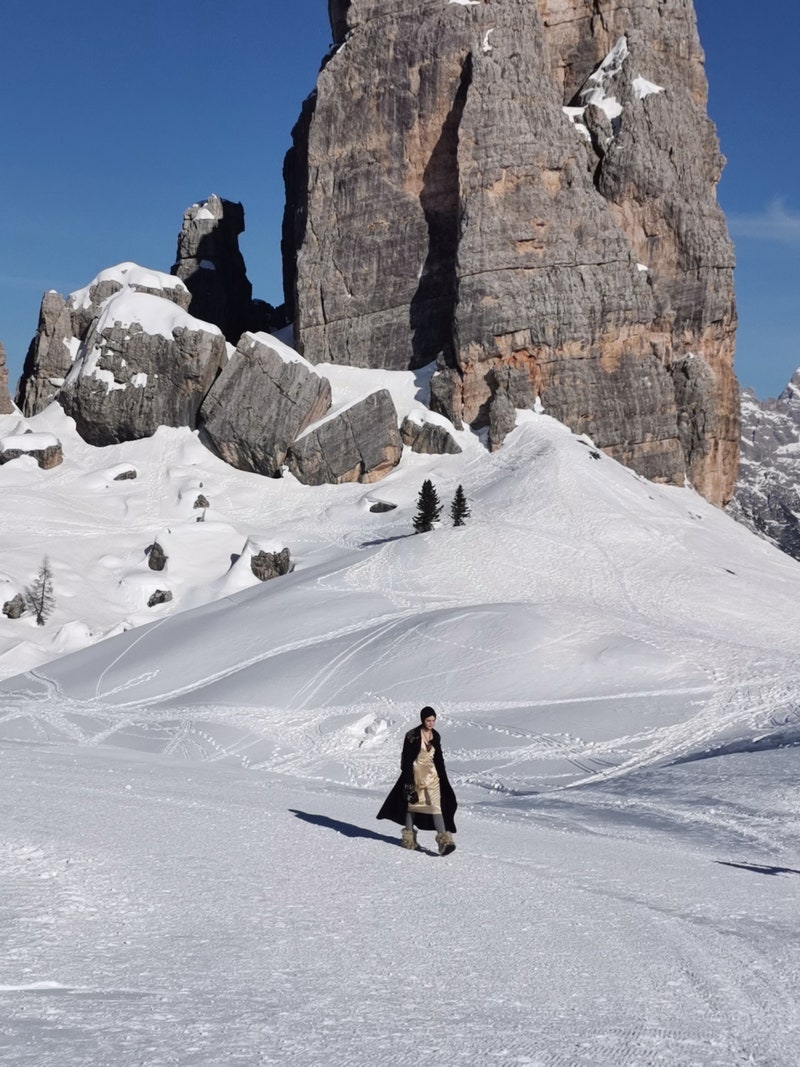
[148,542,168,572]
[147,589,173,608]
[172,195,261,344]
[0,431,63,469]
[199,332,332,476]
[250,547,293,582]
[17,291,77,415]
[2,593,25,619]
[400,412,461,455]
[0,342,13,414]
[284,0,738,505]
[286,389,403,485]
[56,286,225,446]
[728,373,800,560]
[17,264,192,418]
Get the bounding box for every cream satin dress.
[407,739,442,815]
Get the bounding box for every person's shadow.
[289,810,437,854]
[716,861,800,877]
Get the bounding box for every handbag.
[404,784,419,805]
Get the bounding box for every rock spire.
[283,0,739,505]
[172,194,267,344]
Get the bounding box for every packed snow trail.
[2,741,799,1066]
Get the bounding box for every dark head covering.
[420,706,437,723]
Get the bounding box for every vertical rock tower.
[172,194,262,344]
[283,0,739,505]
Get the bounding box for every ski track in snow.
[4,410,800,1061]
[2,745,800,1066]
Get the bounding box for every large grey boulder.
[250,547,293,582]
[728,372,800,560]
[172,195,258,344]
[200,332,332,475]
[17,264,192,417]
[284,0,738,506]
[286,389,402,485]
[57,287,225,446]
[148,541,168,572]
[0,342,13,414]
[400,412,461,456]
[2,593,25,619]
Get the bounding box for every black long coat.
[377,725,458,833]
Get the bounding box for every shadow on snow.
[716,861,800,877]
[289,810,439,855]
[290,809,399,846]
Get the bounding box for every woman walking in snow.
[377,707,457,855]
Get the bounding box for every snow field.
[3,361,800,1063]
[2,743,799,1066]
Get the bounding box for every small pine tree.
[413,479,442,533]
[450,484,471,527]
[25,556,55,627]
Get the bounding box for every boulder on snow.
[400,413,461,455]
[0,432,63,469]
[200,332,332,476]
[17,264,192,417]
[147,541,168,572]
[57,288,226,446]
[147,589,173,608]
[286,390,403,486]
[250,548,293,582]
[2,593,26,619]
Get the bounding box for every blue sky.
[2,0,797,397]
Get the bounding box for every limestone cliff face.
[284,0,739,504]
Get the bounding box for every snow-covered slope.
[4,380,800,1065]
[3,400,800,789]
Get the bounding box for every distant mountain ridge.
[728,370,800,560]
